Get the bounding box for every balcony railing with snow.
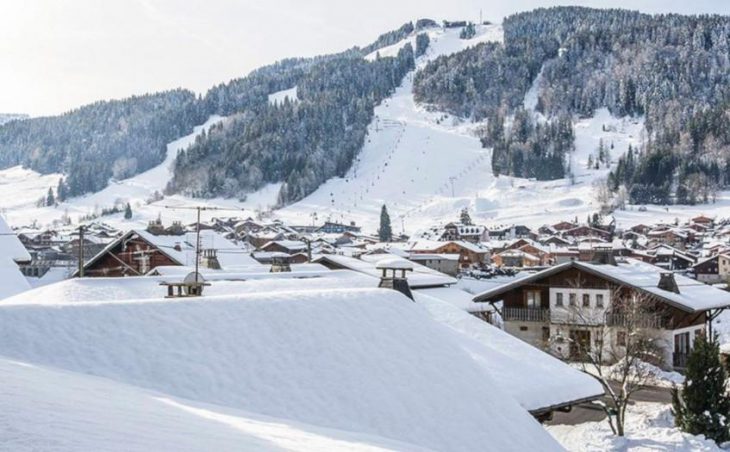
[502,307,550,322]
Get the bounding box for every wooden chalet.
[693,254,730,284]
[473,258,730,370]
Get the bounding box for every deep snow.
[0,286,562,451]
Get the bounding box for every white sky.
[2,0,730,117]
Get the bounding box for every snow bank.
[0,287,560,451]
[0,358,422,451]
[547,402,721,451]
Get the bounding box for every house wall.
[84,238,178,277]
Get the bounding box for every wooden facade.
[81,233,179,277]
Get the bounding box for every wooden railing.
[502,307,550,322]
[604,312,667,329]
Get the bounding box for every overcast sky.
[2,0,730,117]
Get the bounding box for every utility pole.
[77,225,85,277]
[449,177,456,197]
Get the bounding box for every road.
[547,385,673,425]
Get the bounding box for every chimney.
[591,249,616,266]
[270,254,292,273]
[376,258,414,300]
[201,248,221,270]
[658,272,680,294]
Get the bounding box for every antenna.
[161,205,247,284]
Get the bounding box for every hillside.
[3,9,730,232]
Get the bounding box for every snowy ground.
[548,402,723,451]
[2,23,729,234]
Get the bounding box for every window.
[569,293,577,306]
[526,291,541,308]
[556,293,564,307]
[596,294,604,308]
[582,294,590,308]
[520,326,528,331]
[616,331,626,347]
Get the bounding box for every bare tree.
[555,289,667,436]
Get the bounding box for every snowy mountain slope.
[2,22,729,233]
[276,23,705,233]
[0,358,424,451]
[0,286,562,451]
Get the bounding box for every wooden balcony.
[503,307,550,323]
[604,312,667,329]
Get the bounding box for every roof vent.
[658,272,680,294]
[376,257,414,300]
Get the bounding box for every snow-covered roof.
[0,215,30,263]
[375,256,414,271]
[0,284,561,451]
[415,291,604,412]
[474,259,730,313]
[82,229,259,273]
[315,254,456,288]
[0,215,31,300]
[0,357,422,451]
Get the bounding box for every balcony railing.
[503,307,550,322]
[604,312,667,329]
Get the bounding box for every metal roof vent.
[376,257,414,301]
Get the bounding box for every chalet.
[260,240,308,255]
[693,254,730,284]
[649,244,695,271]
[77,229,258,277]
[317,221,361,234]
[629,224,652,235]
[473,258,730,370]
[407,253,460,276]
[487,225,536,241]
[492,249,541,268]
[17,229,58,249]
[647,228,689,249]
[440,222,487,243]
[540,235,572,247]
[552,221,577,232]
[550,247,580,264]
[692,215,715,226]
[410,240,490,269]
[562,226,611,241]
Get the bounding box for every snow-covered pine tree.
[672,334,730,444]
[378,205,393,242]
[46,187,55,207]
[124,202,133,220]
[460,207,472,225]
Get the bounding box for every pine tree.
[57,178,67,202]
[378,204,393,242]
[460,207,473,225]
[46,187,55,206]
[124,202,133,220]
[672,334,730,444]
